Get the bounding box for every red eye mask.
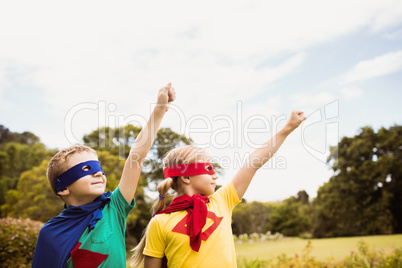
[163,162,215,179]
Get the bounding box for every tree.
[83,125,142,157]
[313,126,401,237]
[266,195,312,236]
[0,125,40,147]
[0,133,54,215]
[295,190,309,205]
[1,151,124,222]
[1,160,64,222]
[83,126,192,183]
[232,200,275,235]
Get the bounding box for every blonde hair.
[131,145,210,267]
[47,145,97,195]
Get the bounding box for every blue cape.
[31,191,111,268]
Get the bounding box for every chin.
[94,189,105,195]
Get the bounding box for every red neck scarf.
[156,194,209,252]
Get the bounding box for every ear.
[57,188,70,196]
[179,176,191,185]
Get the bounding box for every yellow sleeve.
[143,216,166,258]
[211,181,241,211]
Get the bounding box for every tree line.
[0,123,400,246]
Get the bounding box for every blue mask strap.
[54,160,104,193]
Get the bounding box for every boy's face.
[64,151,107,202]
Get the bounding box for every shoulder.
[210,181,239,200]
[110,187,135,207]
[209,181,241,209]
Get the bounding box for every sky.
[0,0,401,202]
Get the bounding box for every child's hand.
[156,82,176,112]
[285,110,306,132]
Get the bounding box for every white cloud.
[340,87,363,100]
[385,29,402,39]
[291,91,337,109]
[1,0,402,201]
[341,51,402,84]
[0,0,401,116]
[368,1,402,31]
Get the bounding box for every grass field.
[235,234,402,262]
[126,234,402,266]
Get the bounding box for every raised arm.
[119,83,176,203]
[144,256,163,268]
[232,110,306,199]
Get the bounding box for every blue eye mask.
[54,160,104,193]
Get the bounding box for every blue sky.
[1,0,401,202]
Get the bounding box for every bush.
[234,231,285,244]
[343,240,402,268]
[0,217,43,267]
[237,240,402,268]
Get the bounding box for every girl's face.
[188,172,218,196]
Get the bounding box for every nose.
[93,171,106,183]
[212,174,218,180]
[93,171,103,177]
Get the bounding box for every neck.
[176,187,199,197]
[64,195,99,207]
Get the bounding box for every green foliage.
[237,258,271,268]
[0,126,54,216]
[97,150,125,192]
[237,240,327,267]
[1,142,53,179]
[313,125,402,237]
[236,240,402,268]
[342,240,402,268]
[232,191,312,238]
[0,125,40,147]
[266,198,311,237]
[82,124,191,159]
[1,150,127,223]
[83,125,142,157]
[295,190,309,205]
[1,160,64,222]
[0,217,44,267]
[232,200,276,235]
[142,127,193,185]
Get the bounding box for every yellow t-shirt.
[144,181,241,268]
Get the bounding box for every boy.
[32,83,176,268]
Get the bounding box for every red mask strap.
[163,163,215,179]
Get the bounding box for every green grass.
[126,234,402,266]
[235,234,402,262]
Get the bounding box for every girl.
[132,110,306,268]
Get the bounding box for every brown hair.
[131,145,210,267]
[47,145,97,195]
